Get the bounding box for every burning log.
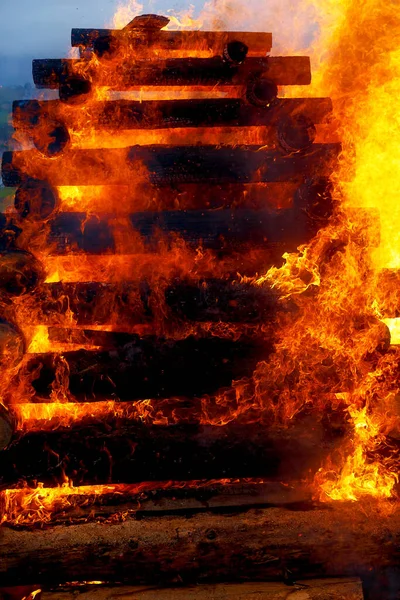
[0,250,44,296]
[14,180,59,220]
[32,57,311,89]
[0,321,25,369]
[71,21,273,57]
[12,97,332,131]
[1,144,341,187]
[0,502,396,586]
[0,480,311,525]
[31,278,282,327]
[41,208,328,254]
[0,413,342,487]
[16,335,267,401]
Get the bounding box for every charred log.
[0,502,396,586]
[1,144,341,187]
[15,335,267,401]
[0,250,44,296]
[0,321,25,370]
[14,180,58,220]
[0,413,343,488]
[0,480,312,525]
[32,57,311,89]
[41,208,330,254]
[12,97,332,131]
[71,25,273,56]
[32,278,282,326]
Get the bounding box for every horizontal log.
[33,208,330,254]
[0,480,311,526]
[35,579,364,600]
[31,278,282,326]
[71,25,273,56]
[0,502,396,586]
[32,57,311,89]
[0,413,343,487]
[15,182,302,216]
[12,97,332,131]
[14,335,267,401]
[1,144,341,187]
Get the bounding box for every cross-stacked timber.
[0,17,357,591]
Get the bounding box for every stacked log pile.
[0,13,385,599]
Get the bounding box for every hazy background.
[1,0,190,85]
[0,0,319,85]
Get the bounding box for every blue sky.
[0,0,319,84]
[1,0,190,57]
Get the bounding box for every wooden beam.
[12,97,332,131]
[1,412,343,491]
[31,57,311,89]
[36,208,327,254]
[14,335,267,401]
[30,278,281,326]
[1,144,341,187]
[0,480,311,525]
[28,579,365,599]
[12,181,313,215]
[71,27,273,56]
[0,503,395,586]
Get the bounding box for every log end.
[15,180,59,220]
[0,405,13,450]
[0,251,44,296]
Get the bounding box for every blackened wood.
[0,251,44,296]
[37,580,365,600]
[71,28,273,55]
[0,414,341,488]
[32,57,311,89]
[33,279,281,326]
[0,503,396,586]
[12,97,332,130]
[42,208,329,254]
[0,405,12,451]
[17,335,267,401]
[1,144,341,187]
[14,180,58,220]
[0,321,25,371]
